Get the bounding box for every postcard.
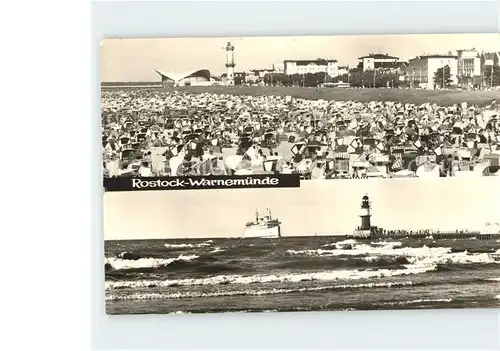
[101,34,500,315]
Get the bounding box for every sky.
[100,33,500,82]
[104,177,500,240]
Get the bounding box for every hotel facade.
[406,55,458,90]
[358,54,400,71]
[283,59,339,77]
[456,48,482,86]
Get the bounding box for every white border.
[4,0,90,351]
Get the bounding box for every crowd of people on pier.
[381,228,480,237]
[101,89,500,179]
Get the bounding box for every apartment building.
[283,58,339,77]
[406,55,458,89]
[456,48,482,86]
[358,53,399,71]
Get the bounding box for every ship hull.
[244,225,281,238]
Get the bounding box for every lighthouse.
[225,41,235,86]
[359,194,372,230]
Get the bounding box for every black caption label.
[103,174,301,191]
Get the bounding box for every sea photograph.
[103,177,500,315]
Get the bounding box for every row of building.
[154,42,499,90]
[235,48,500,90]
[403,49,499,89]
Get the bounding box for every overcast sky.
[100,33,500,82]
[104,177,500,240]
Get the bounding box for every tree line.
[234,66,500,89]
[235,70,404,88]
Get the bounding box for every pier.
[347,194,499,240]
[348,228,498,241]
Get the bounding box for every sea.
[104,236,500,315]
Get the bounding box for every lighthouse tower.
[225,41,235,86]
[359,194,372,230]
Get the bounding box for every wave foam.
[412,251,497,266]
[106,281,415,301]
[287,244,448,258]
[382,298,452,306]
[322,239,359,248]
[170,311,191,315]
[371,241,402,247]
[106,254,199,270]
[286,244,498,266]
[106,264,435,290]
[164,240,213,249]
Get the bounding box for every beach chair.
[261,131,279,149]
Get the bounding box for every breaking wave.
[288,243,444,257]
[106,281,416,301]
[485,277,500,281]
[322,239,360,248]
[105,264,436,290]
[106,254,199,270]
[164,240,213,249]
[381,298,452,306]
[371,241,403,247]
[169,311,191,315]
[285,244,499,267]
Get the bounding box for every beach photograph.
[104,177,500,315]
[101,33,500,180]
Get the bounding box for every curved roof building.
[155,69,213,87]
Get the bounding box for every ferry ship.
[244,208,282,238]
